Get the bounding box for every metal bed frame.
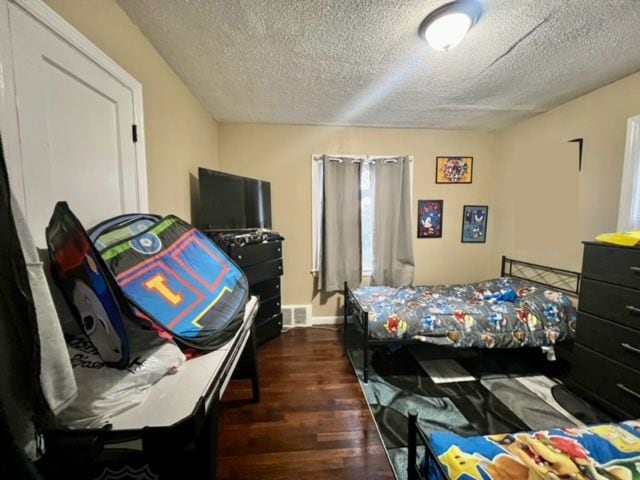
[408,411,448,480]
[408,402,637,480]
[343,256,581,383]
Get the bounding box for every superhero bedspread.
[351,277,576,347]
[427,420,640,480]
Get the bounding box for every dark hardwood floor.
[218,327,394,480]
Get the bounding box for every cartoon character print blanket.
[351,277,576,347]
[429,420,640,480]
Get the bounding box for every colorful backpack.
[89,214,162,253]
[93,214,248,351]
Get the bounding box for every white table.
[111,296,259,429]
[44,296,260,479]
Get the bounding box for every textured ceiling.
[117,0,640,130]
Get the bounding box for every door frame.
[0,0,148,213]
[617,115,640,231]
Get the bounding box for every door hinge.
[132,124,138,143]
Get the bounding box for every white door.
[7,2,147,246]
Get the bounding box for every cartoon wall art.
[461,205,488,243]
[418,200,443,238]
[436,156,473,184]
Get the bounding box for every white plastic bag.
[57,336,185,428]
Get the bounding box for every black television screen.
[197,168,272,230]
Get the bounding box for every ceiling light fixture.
[419,0,482,51]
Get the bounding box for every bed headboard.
[501,256,581,296]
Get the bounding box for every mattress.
[428,420,640,480]
[350,277,576,347]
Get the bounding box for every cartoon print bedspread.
[350,277,576,347]
[429,420,640,480]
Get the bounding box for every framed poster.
[461,205,488,243]
[418,200,443,238]
[436,156,473,184]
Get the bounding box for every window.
[360,161,373,273]
[618,115,640,231]
[311,155,413,277]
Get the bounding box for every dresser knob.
[238,255,242,260]
[621,343,640,356]
[626,305,640,315]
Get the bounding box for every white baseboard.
[311,316,343,326]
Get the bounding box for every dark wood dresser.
[565,241,640,417]
[227,240,283,346]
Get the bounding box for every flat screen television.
[197,167,272,230]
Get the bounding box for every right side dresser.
[565,241,640,417]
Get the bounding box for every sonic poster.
[418,200,443,238]
[462,205,488,243]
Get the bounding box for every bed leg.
[363,311,369,383]
[477,349,483,379]
[408,410,418,480]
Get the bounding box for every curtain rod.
[312,155,413,163]
[327,158,362,164]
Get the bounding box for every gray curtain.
[321,155,362,291]
[370,156,415,287]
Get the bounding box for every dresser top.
[583,240,640,249]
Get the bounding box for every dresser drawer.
[576,313,640,371]
[582,243,640,289]
[250,278,280,302]
[243,258,283,285]
[580,278,640,330]
[228,241,282,267]
[569,344,640,417]
[255,296,281,323]
[256,313,283,346]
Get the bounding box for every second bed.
[344,256,581,382]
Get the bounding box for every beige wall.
[493,71,640,271]
[45,0,219,221]
[218,124,497,316]
[219,73,640,316]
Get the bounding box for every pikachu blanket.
[430,420,640,479]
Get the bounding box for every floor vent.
[282,305,312,328]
